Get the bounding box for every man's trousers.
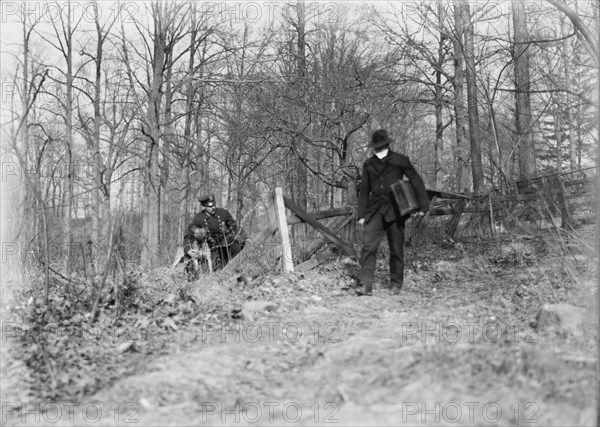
[358,211,405,288]
[213,240,245,270]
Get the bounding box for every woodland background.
[1,0,598,273]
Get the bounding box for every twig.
[79,242,89,282]
[113,216,123,318]
[538,270,559,303]
[42,202,50,306]
[336,385,351,403]
[47,266,88,297]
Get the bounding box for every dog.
[172,241,213,281]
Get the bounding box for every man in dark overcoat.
[192,194,246,270]
[356,129,430,296]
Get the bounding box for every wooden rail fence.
[224,183,357,274]
[223,168,595,273]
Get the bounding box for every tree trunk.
[576,99,583,169]
[21,13,32,249]
[236,194,244,227]
[461,0,484,192]
[452,1,469,192]
[296,0,308,206]
[100,99,122,245]
[567,101,576,171]
[512,0,537,180]
[561,15,577,172]
[141,5,166,268]
[295,0,308,239]
[179,6,198,240]
[63,2,74,269]
[554,111,563,172]
[92,3,104,244]
[486,75,504,190]
[186,60,207,221]
[434,3,444,188]
[162,51,174,252]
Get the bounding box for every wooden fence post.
[556,176,573,228]
[447,199,466,238]
[488,192,495,235]
[267,189,279,266]
[274,187,294,273]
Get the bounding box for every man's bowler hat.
[370,129,392,149]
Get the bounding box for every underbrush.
[4,217,596,404]
[5,260,349,401]
[5,271,144,400]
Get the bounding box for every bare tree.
[452,1,470,191]
[512,0,538,180]
[295,0,308,216]
[36,1,86,266]
[76,1,121,244]
[545,0,599,66]
[459,0,484,192]
[2,9,47,288]
[120,2,190,267]
[433,3,450,188]
[176,4,207,240]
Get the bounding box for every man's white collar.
[375,148,389,159]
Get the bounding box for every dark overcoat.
[192,208,239,247]
[357,150,429,223]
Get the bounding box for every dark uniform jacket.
[357,150,429,223]
[192,208,241,248]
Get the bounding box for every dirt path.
[3,237,597,426]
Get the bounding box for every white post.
[274,187,294,273]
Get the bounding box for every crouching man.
[192,193,247,270]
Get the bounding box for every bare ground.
[2,231,598,426]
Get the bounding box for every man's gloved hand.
[235,229,248,244]
[222,231,236,246]
[206,236,217,249]
[357,218,365,229]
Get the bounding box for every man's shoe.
[390,282,402,295]
[356,284,373,296]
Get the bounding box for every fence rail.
[224,169,596,273]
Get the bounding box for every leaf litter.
[2,230,597,426]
